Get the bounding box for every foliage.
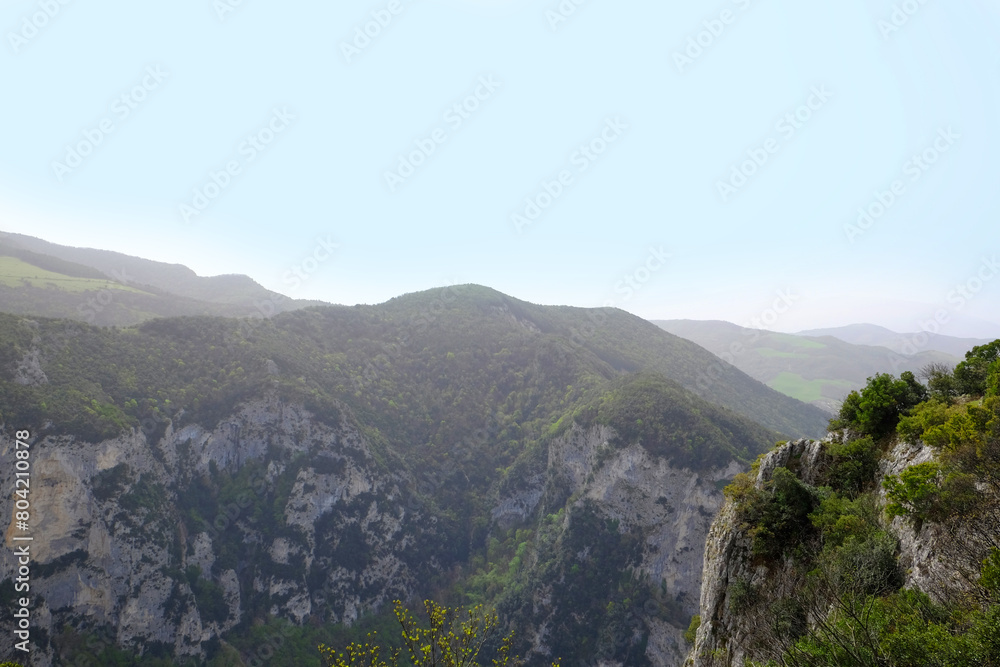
[834,372,927,438]
[735,467,819,559]
[824,436,879,496]
[954,341,1000,396]
[683,615,700,644]
[768,589,1000,667]
[580,372,776,470]
[318,600,557,667]
[737,343,1000,666]
[883,461,943,526]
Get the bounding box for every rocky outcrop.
[0,395,443,664]
[496,424,744,667]
[687,436,956,666]
[686,438,824,667]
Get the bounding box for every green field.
[0,256,146,294]
[767,372,855,404]
[757,348,809,359]
[773,333,827,349]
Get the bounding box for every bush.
[824,531,902,598]
[883,462,942,528]
[826,436,879,496]
[684,615,701,644]
[740,467,819,559]
[728,578,757,613]
[837,372,927,439]
[954,341,1000,396]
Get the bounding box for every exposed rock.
[687,436,965,666]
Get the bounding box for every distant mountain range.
[0,231,323,325]
[654,320,972,414]
[797,323,993,359]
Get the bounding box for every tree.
[920,362,958,400]
[836,372,927,438]
[955,341,1000,396]
[319,600,561,667]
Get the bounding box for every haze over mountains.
[0,277,821,664]
[798,323,994,359]
[0,231,322,325]
[3,231,988,418]
[655,320,974,414]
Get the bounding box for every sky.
[1,0,999,338]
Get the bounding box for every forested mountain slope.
[0,285,818,665]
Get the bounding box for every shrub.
[883,462,942,528]
[837,372,927,439]
[728,578,757,613]
[954,341,1000,396]
[740,467,819,559]
[826,436,879,496]
[683,615,701,644]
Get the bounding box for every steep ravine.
[2,397,750,666]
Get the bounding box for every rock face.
[0,396,445,665]
[685,438,823,667]
[686,437,955,667]
[0,399,751,666]
[496,424,743,667]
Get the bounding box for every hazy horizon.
[2,1,999,337]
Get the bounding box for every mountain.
[0,231,324,325]
[654,320,959,414]
[0,284,830,665]
[798,323,991,359]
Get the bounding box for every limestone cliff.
[0,396,446,665]
[686,436,958,666]
[1,403,749,666]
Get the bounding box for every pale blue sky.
[2,0,999,337]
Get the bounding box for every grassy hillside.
[655,319,958,413]
[0,231,321,325]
